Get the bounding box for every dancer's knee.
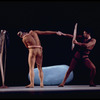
[90,66,96,72]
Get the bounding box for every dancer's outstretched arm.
[29,30,63,36]
[62,32,82,39]
[52,31,82,39]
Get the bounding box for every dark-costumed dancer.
[58,23,96,87]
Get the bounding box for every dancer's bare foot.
[40,83,44,88]
[25,84,34,88]
[58,83,64,87]
[89,82,96,87]
[0,85,8,88]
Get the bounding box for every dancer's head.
[17,31,23,38]
[83,28,92,39]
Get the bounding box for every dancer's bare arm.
[29,30,82,38]
[62,33,82,39]
[53,31,82,39]
[73,38,96,48]
[29,30,62,36]
[62,33,73,38]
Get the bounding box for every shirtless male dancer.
[58,29,96,87]
[17,30,62,88]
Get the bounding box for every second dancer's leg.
[58,58,78,87]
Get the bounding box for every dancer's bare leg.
[25,52,35,88]
[83,58,96,86]
[58,58,77,87]
[37,64,44,88]
[36,49,44,88]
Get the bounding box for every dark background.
[0,0,99,86]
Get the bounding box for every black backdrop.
[0,1,99,86]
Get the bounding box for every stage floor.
[0,85,100,92]
[0,85,100,99]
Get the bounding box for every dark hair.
[84,28,92,35]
